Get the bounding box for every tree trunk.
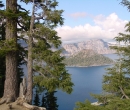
[2,0,18,103]
[26,0,35,104]
[16,78,46,110]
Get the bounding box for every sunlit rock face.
[62,39,115,56]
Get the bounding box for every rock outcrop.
[62,39,115,56]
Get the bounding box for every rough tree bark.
[26,0,35,104]
[17,77,46,110]
[0,0,18,103]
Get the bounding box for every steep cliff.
[62,39,115,56]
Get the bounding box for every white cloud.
[94,13,127,31]
[56,13,128,43]
[69,12,87,19]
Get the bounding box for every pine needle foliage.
[40,91,58,110]
[20,0,74,97]
[33,24,73,93]
[0,1,26,98]
[0,0,73,102]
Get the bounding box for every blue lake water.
[55,66,111,110]
[55,54,118,110]
[24,54,117,110]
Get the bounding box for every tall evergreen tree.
[41,94,46,107]
[2,0,18,103]
[41,91,58,110]
[0,0,73,105]
[20,0,73,103]
[0,1,5,97]
[32,25,73,93]
[0,0,27,103]
[33,89,40,106]
[26,0,35,103]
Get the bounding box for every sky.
[55,0,130,43]
[2,0,130,43]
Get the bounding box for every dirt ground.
[0,102,29,110]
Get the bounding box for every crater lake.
[55,65,110,110]
[31,54,117,110]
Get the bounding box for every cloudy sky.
[56,0,130,43]
[2,0,130,43]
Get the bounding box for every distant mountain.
[63,49,114,67]
[62,39,115,56]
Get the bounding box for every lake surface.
[55,66,111,110]
[29,54,117,110]
[55,54,118,110]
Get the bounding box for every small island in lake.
[63,49,114,67]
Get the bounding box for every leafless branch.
[119,86,129,99]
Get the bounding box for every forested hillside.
[63,49,114,66]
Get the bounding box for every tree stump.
[16,77,46,110]
[19,77,27,98]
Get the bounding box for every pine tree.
[121,0,130,11]
[0,1,5,97]
[32,26,73,93]
[1,0,18,103]
[41,91,58,110]
[41,94,46,108]
[0,0,28,103]
[0,0,73,105]
[33,89,40,106]
[20,0,73,103]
